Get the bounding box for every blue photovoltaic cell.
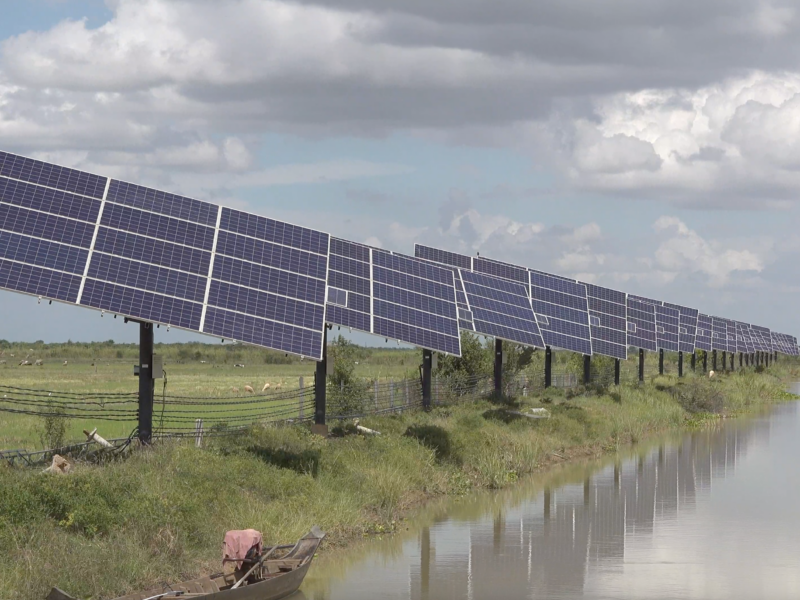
[94,228,210,276]
[373,317,460,356]
[0,203,95,248]
[0,178,101,223]
[530,270,592,355]
[213,255,325,305]
[585,283,627,359]
[101,203,215,250]
[735,322,753,353]
[459,269,545,349]
[696,314,712,351]
[474,256,529,285]
[221,208,328,256]
[80,279,201,330]
[326,238,372,333]
[208,280,323,330]
[215,231,327,280]
[415,244,472,270]
[629,296,679,352]
[711,317,731,352]
[88,254,207,304]
[725,320,738,353]
[750,325,771,353]
[664,302,699,354]
[106,179,217,226]
[626,297,657,352]
[0,231,88,275]
[0,258,81,303]
[203,307,323,358]
[0,151,107,199]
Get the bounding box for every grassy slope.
[1,363,797,600]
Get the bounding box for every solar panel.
[750,325,771,353]
[0,151,330,360]
[584,283,627,359]
[629,295,679,352]
[695,313,713,352]
[710,316,732,352]
[327,239,462,356]
[414,244,473,271]
[664,302,698,353]
[626,296,657,352]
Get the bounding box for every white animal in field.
[233,363,245,368]
[63,360,68,366]
[200,360,207,364]
[35,359,43,366]
[231,387,240,393]
[262,382,271,392]
[244,385,254,393]
[0,360,6,365]
[709,370,716,379]
[274,382,282,390]
[19,360,31,366]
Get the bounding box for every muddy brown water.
[302,390,800,599]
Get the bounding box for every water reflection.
[306,401,800,600]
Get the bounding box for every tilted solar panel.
[664,302,699,353]
[750,325,771,353]
[710,317,731,353]
[695,313,713,352]
[629,296,679,352]
[625,297,656,352]
[0,151,329,359]
[414,244,473,271]
[584,283,627,359]
[327,239,462,356]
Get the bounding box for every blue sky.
[1,0,799,345]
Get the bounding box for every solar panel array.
[696,314,713,352]
[1,149,797,360]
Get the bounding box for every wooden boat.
[46,527,325,600]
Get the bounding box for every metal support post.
[722,351,727,372]
[638,348,645,382]
[691,352,696,371]
[583,354,591,385]
[422,348,433,409]
[659,348,664,375]
[138,322,154,444]
[314,327,328,430]
[678,351,683,378]
[614,358,620,386]
[544,346,552,388]
[494,338,503,395]
[739,353,743,368]
[703,350,707,372]
[712,349,717,371]
[730,352,734,371]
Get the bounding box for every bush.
[38,401,68,450]
[672,380,725,413]
[404,424,455,462]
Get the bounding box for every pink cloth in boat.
[223,529,263,569]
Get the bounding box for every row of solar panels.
[0,150,796,361]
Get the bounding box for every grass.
[0,355,797,600]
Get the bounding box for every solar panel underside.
[0,151,329,359]
[664,302,698,353]
[327,239,462,356]
[585,283,627,359]
[626,297,657,352]
[696,313,713,352]
[629,296,679,352]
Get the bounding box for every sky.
[2,0,800,345]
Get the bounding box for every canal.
[303,392,800,599]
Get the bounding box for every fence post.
[299,376,304,420]
[390,379,394,410]
[194,419,203,448]
[374,380,379,410]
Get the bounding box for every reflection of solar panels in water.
[584,283,627,359]
[625,296,656,351]
[414,245,545,349]
[629,295,679,352]
[695,314,713,351]
[328,239,462,356]
[664,302,698,353]
[0,150,330,359]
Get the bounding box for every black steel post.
[739,352,743,368]
[730,352,734,371]
[722,351,727,372]
[614,358,620,386]
[583,354,591,385]
[712,349,717,371]
[138,322,154,444]
[745,353,749,367]
[422,348,433,409]
[703,350,708,372]
[494,338,503,395]
[678,351,683,378]
[544,346,552,388]
[639,348,645,382]
[691,352,696,371]
[659,348,664,375]
[314,327,327,427]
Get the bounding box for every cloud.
[653,216,765,286]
